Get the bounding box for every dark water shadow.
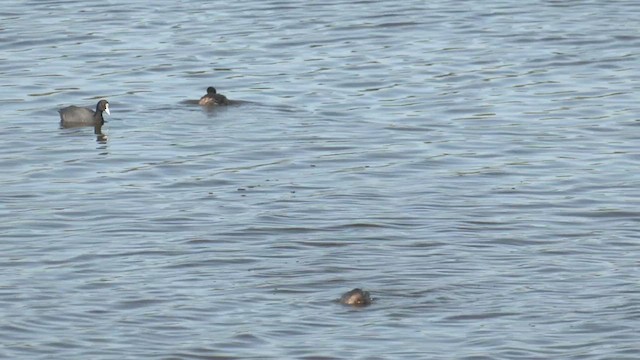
[179,99,300,116]
[179,98,266,119]
[180,99,255,107]
[59,122,107,143]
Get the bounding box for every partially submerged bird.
[198,86,229,106]
[59,99,110,132]
[339,288,372,307]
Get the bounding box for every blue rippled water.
[1,1,640,359]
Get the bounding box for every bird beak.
[105,104,111,116]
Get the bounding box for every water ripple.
[1,0,640,359]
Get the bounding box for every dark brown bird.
[199,87,229,106]
[340,288,372,307]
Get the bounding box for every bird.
[339,288,372,307]
[59,99,110,129]
[198,87,229,106]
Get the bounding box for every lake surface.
[1,0,640,358]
